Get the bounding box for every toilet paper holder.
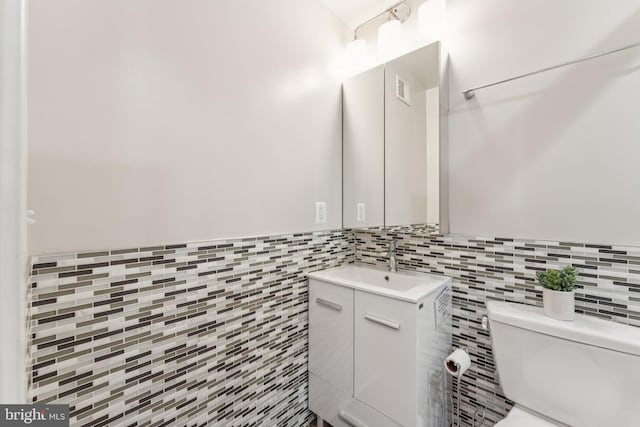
[444,347,471,378]
[444,347,471,427]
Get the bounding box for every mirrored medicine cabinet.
[342,41,448,234]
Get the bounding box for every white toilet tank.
[487,301,640,427]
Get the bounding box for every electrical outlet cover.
[315,202,327,224]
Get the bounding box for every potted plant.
[536,266,578,321]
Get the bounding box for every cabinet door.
[354,290,417,427]
[309,279,354,395]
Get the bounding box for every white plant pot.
[543,288,575,321]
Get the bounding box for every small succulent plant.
[536,266,578,292]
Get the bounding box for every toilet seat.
[495,406,560,427]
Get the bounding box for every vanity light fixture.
[348,0,411,57]
[378,17,403,57]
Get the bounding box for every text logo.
[0,405,68,427]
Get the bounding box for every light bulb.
[418,0,446,40]
[378,19,402,59]
[344,39,368,75]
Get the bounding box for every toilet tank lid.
[487,301,640,356]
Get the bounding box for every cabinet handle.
[364,313,401,330]
[339,410,367,427]
[315,297,342,312]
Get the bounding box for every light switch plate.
[315,202,327,224]
[356,203,366,222]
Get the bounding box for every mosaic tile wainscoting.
[353,228,640,427]
[27,230,352,427]
[26,226,640,427]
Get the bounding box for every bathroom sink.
[308,265,450,303]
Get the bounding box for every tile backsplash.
[27,230,352,426]
[26,226,640,426]
[352,227,640,426]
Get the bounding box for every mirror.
[342,42,448,233]
[343,65,385,229]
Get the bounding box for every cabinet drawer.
[354,290,417,427]
[309,278,354,394]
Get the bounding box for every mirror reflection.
[342,42,446,232]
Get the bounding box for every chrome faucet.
[388,239,398,272]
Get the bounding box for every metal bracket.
[481,315,489,331]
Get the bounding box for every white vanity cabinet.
[354,291,418,427]
[308,266,451,427]
[308,280,353,395]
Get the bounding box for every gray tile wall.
[27,226,640,427]
[27,230,352,427]
[353,227,640,426]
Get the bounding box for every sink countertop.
[308,264,450,303]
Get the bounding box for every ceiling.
[319,0,401,30]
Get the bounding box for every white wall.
[28,0,640,253]
[447,0,640,244]
[0,0,27,403]
[27,0,346,254]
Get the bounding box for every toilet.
[486,301,640,427]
